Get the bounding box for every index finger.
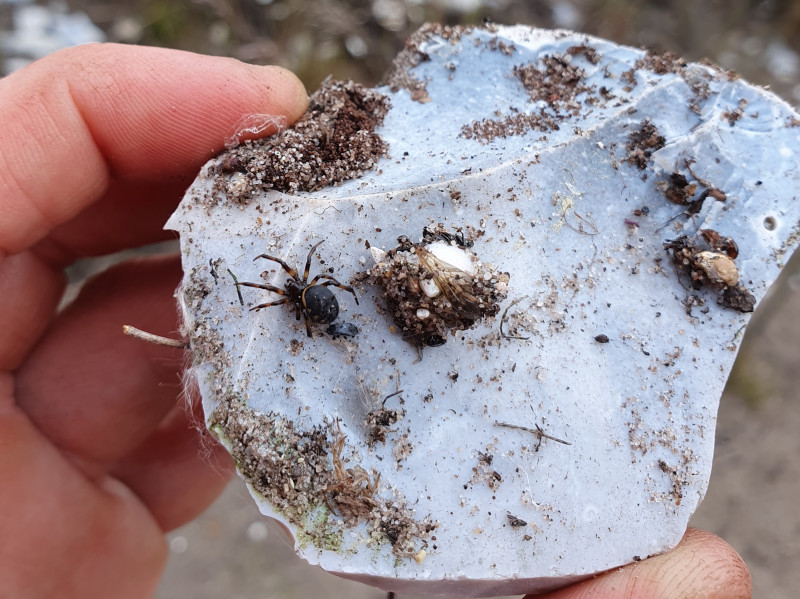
[0,43,308,258]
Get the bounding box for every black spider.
[236,240,359,337]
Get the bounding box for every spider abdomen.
[303,285,340,323]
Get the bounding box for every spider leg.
[307,273,338,285]
[236,282,292,311]
[302,239,326,284]
[302,313,313,338]
[253,253,298,279]
[236,281,287,295]
[249,298,291,312]
[315,277,360,305]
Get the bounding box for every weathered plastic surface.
[167,24,800,596]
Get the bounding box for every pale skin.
[0,44,752,598]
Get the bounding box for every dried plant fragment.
[700,229,739,259]
[659,172,698,206]
[658,160,727,218]
[721,285,756,313]
[326,420,381,524]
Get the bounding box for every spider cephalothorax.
[237,240,359,337]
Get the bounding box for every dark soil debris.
[366,407,404,445]
[472,451,502,490]
[486,36,516,56]
[721,98,749,126]
[381,23,473,103]
[460,109,559,144]
[634,50,715,113]
[514,54,593,112]
[462,51,596,144]
[620,68,637,87]
[184,267,231,369]
[216,78,390,200]
[392,435,414,464]
[657,459,684,505]
[211,398,333,521]
[625,119,665,170]
[635,50,686,75]
[507,513,528,528]
[686,73,712,114]
[566,44,601,65]
[462,45,608,144]
[721,285,756,313]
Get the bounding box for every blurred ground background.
[2,1,799,597]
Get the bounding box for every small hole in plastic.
[763,216,778,231]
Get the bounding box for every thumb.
[530,528,752,599]
[0,43,309,256]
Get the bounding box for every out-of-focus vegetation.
[45,0,800,103]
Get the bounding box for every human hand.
[525,527,751,598]
[0,44,307,598]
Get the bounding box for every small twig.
[314,204,342,215]
[227,269,244,306]
[683,158,726,202]
[684,158,710,189]
[494,421,571,446]
[655,211,682,232]
[413,343,424,364]
[209,259,219,284]
[564,210,599,236]
[500,296,530,340]
[122,325,189,349]
[382,389,404,406]
[730,323,746,345]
